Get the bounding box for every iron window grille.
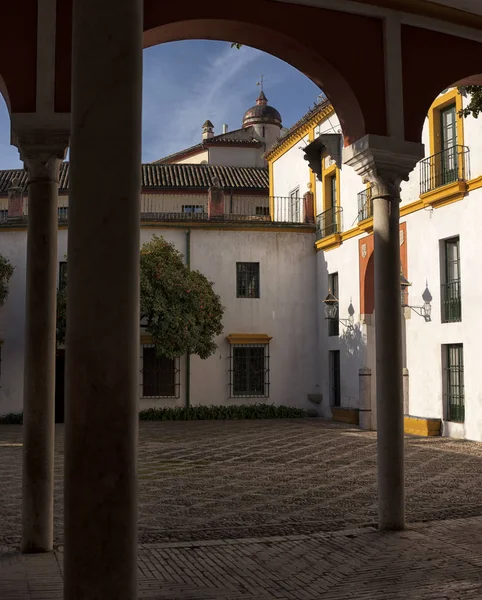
[444,344,464,422]
[140,344,180,398]
[357,188,372,222]
[236,262,260,298]
[419,145,469,195]
[441,237,461,323]
[182,205,204,215]
[59,261,68,291]
[229,344,270,398]
[256,206,270,216]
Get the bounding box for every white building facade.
[268,88,482,441]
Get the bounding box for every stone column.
[208,177,225,219]
[371,180,405,530]
[64,0,142,598]
[344,134,423,532]
[17,134,68,553]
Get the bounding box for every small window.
[229,344,269,398]
[182,205,204,214]
[0,209,7,222]
[141,345,179,398]
[328,272,339,337]
[443,344,464,422]
[328,174,337,209]
[255,206,270,216]
[289,187,300,222]
[236,262,260,298]
[441,237,461,323]
[59,261,68,291]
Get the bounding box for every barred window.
[59,261,68,291]
[236,262,260,298]
[182,205,204,214]
[229,344,269,398]
[255,206,270,216]
[289,187,300,222]
[444,344,464,422]
[141,345,180,398]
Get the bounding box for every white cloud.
[142,44,261,162]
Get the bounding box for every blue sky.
[0,41,321,169]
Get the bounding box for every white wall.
[175,150,209,165]
[0,225,317,414]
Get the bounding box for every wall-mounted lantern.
[323,290,354,329]
[400,271,431,322]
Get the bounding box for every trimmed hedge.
[139,404,307,421]
[0,412,23,424]
[0,404,307,425]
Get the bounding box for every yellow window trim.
[428,88,464,157]
[226,333,272,345]
[321,157,340,213]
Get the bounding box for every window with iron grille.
[443,344,464,422]
[328,174,337,209]
[255,206,270,216]
[236,262,260,298]
[182,205,204,214]
[328,272,339,337]
[141,345,180,398]
[441,237,461,323]
[59,261,68,291]
[229,344,269,398]
[289,187,300,222]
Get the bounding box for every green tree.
[57,235,225,359]
[458,86,482,118]
[140,235,224,359]
[0,253,14,307]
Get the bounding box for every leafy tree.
[458,86,482,118]
[0,253,14,307]
[57,235,225,359]
[140,235,224,359]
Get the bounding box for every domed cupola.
[242,90,282,129]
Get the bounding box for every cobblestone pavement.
[3,516,482,598]
[3,419,482,598]
[3,418,482,548]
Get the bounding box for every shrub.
[139,404,307,421]
[0,412,23,424]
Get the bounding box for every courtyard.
[3,419,482,598]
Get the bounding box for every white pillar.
[343,135,424,532]
[18,134,68,553]
[64,0,142,598]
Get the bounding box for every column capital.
[343,134,424,199]
[15,131,69,184]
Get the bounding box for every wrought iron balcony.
[316,206,343,240]
[420,145,470,195]
[441,280,462,323]
[357,188,372,223]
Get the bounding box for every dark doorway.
[55,350,65,423]
[329,350,341,407]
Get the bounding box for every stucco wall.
[0,226,317,415]
[208,146,265,168]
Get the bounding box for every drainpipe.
[185,229,191,409]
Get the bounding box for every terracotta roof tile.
[0,162,268,194]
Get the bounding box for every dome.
[242,90,282,129]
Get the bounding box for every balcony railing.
[316,206,343,240]
[441,280,462,323]
[357,188,372,223]
[0,194,316,227]
[420,145,470,195]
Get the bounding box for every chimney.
[7,177,24,219]
[222,124,228,134]
[202,120,214,140]
[207,176,224,219]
